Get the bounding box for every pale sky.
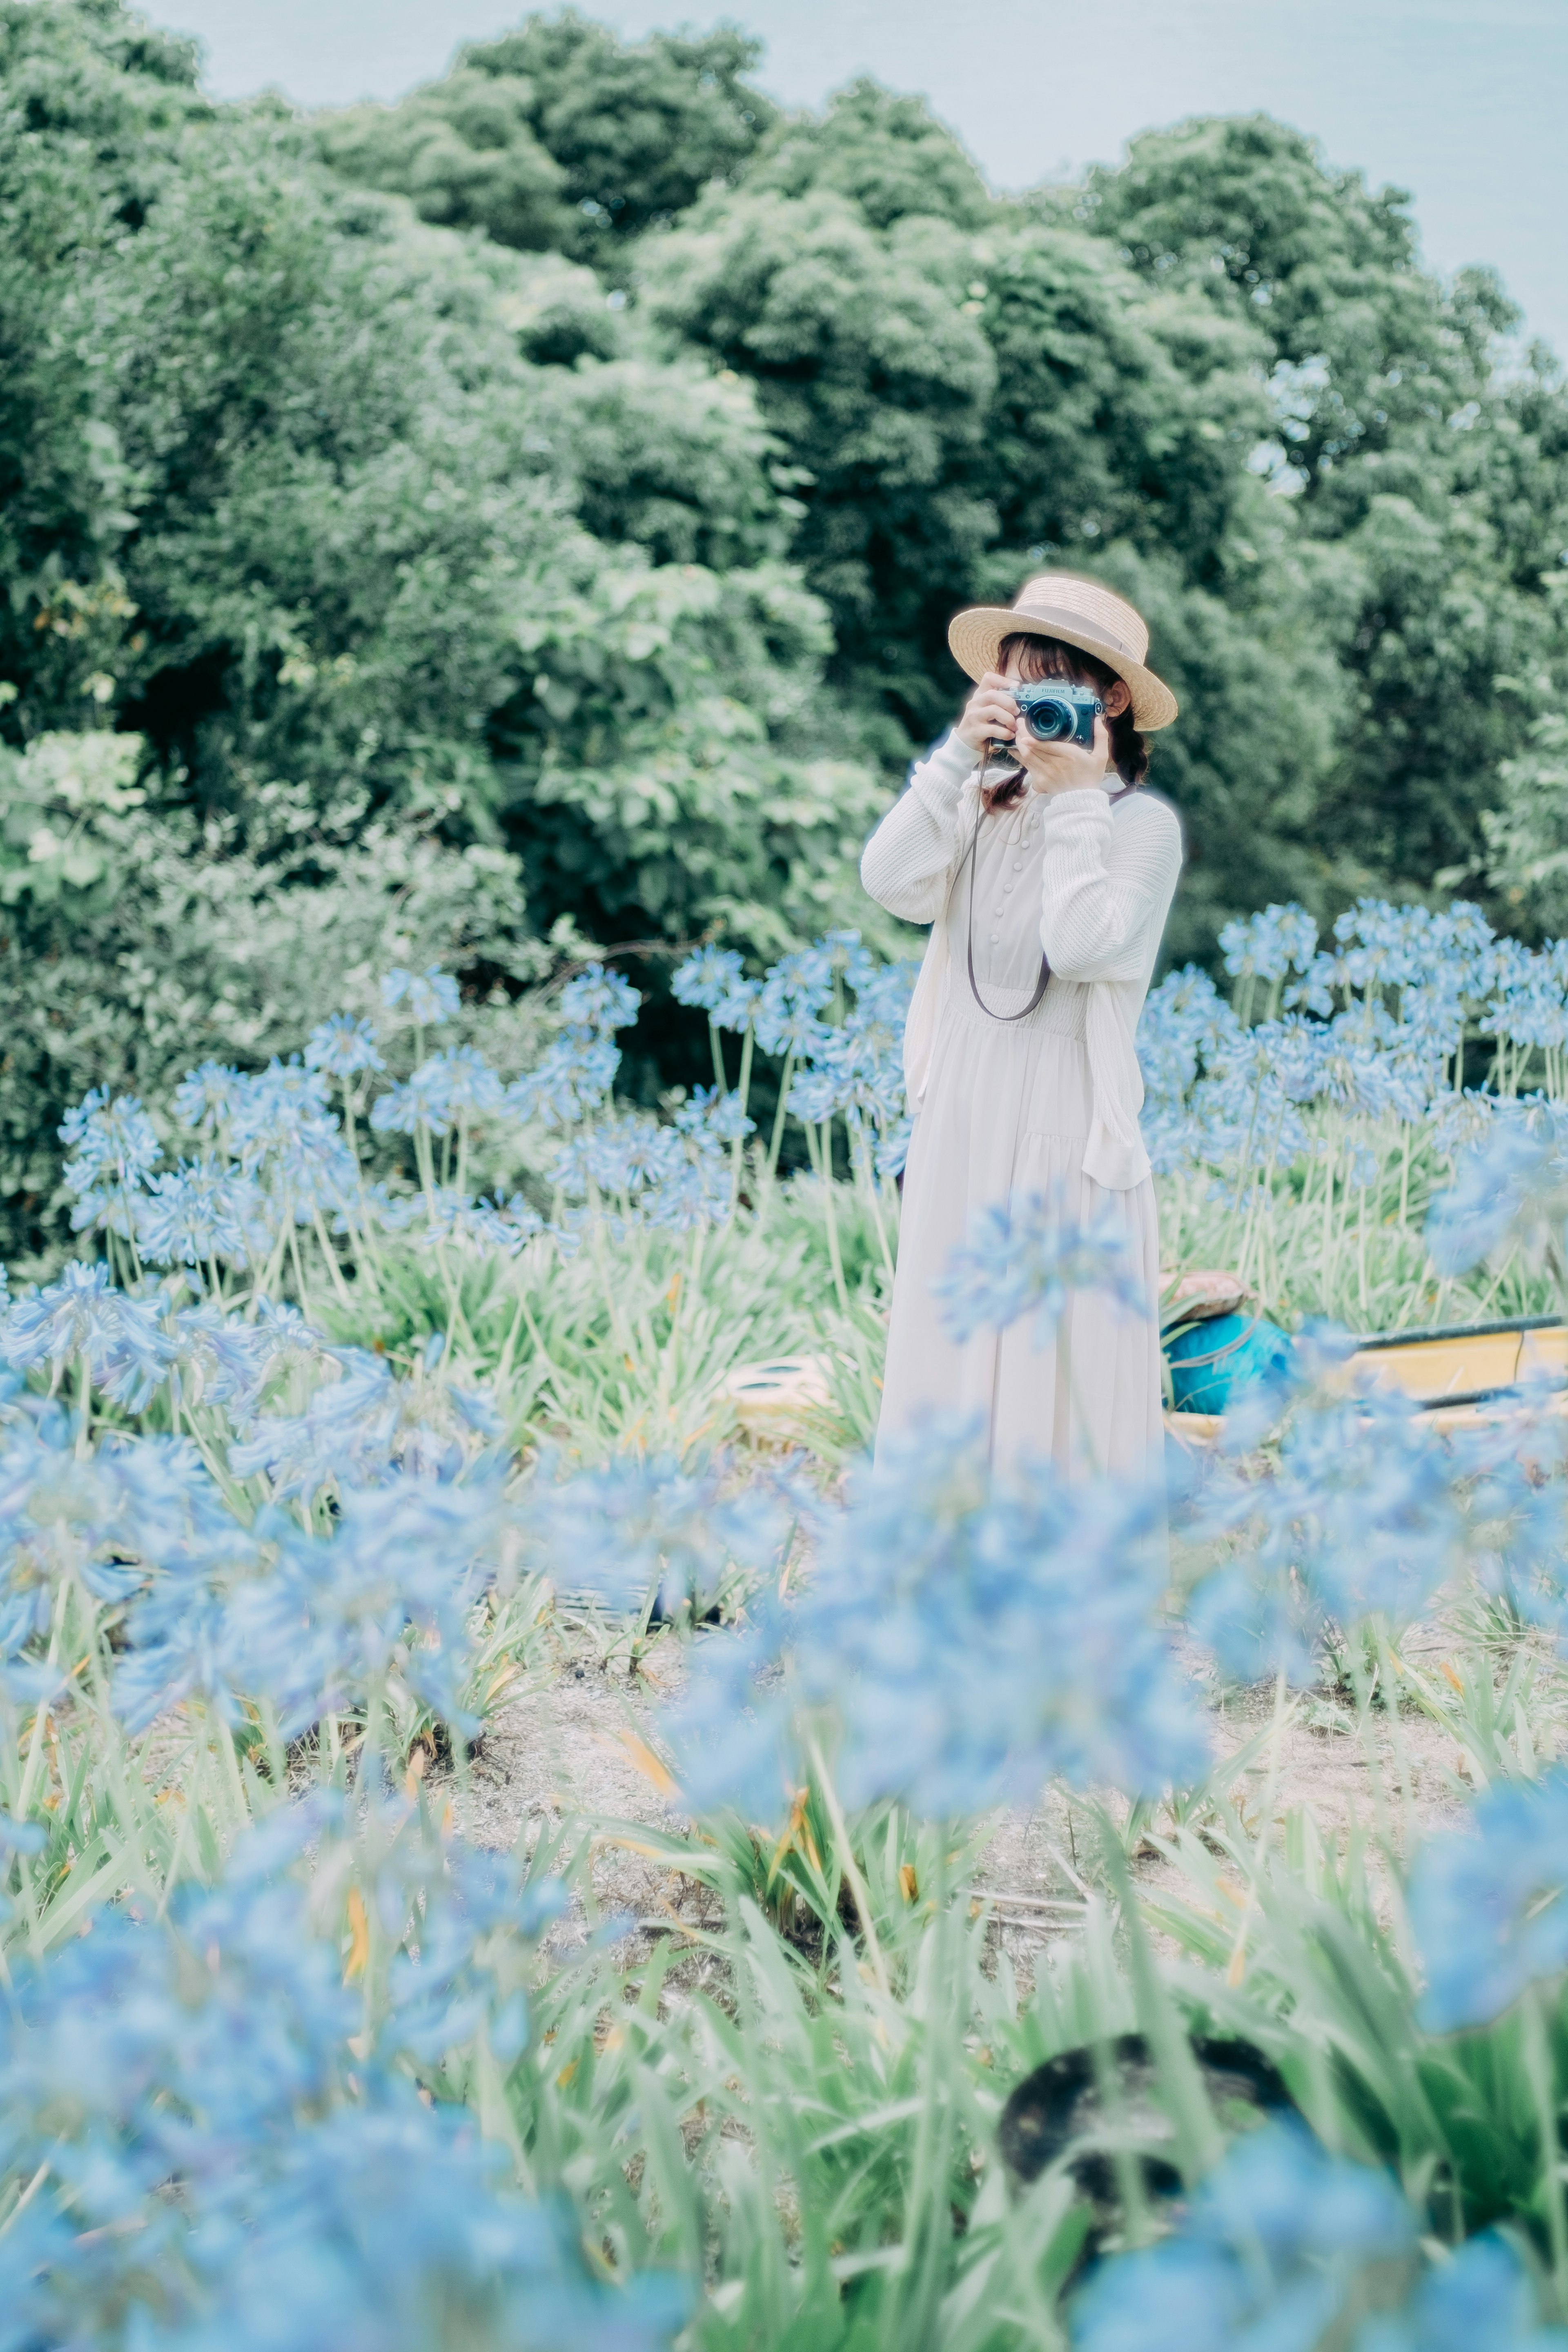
[148,0,1568,360]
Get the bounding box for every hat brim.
[947,606,1179,730]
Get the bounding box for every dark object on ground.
[998,2030,1297,2258]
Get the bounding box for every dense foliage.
[5,0,1568,1195]
[313,26,1568,948]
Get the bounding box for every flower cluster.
[1141,896,1568,1190]
[0,1804,682,2350]
[1406,1766,1568,2033]
[673,930,915,1178]
[1071,2118,1555,2352]
[663,1419,1208,1822]
[933,1186,1149,1346]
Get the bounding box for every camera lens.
[1022,694,1071,742]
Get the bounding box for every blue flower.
[1360,2234,1568,2352]
[673,1086,755,1145]
[666,1421,1207,1820]
[58,1087,163,1235]
[643,1156,733,1231]
[0,1263,174,1410]
[134,1161,259,1267]
[226,1058,334,1172]
[304,1012,386,1079]
[1426,1101,1568,1278]
[0,1821,682,2352]
[525,1450,798,1616]
[559,961,641,1035]
[1071,2120,1416,2352]
[933,1187,1151,1347]
[1407,1767,1568,2031]
[174,1059,246,1132]
[434,1044,505,1118]
[672,944,746,1014]
[370,1060,459,1139]
[1218,901,1319,986]
[1184,1384,1461,1684]
[416,1190,542,1256]
[380,964,459,1027]
[506,1034,621,1129]
[58,1086,162,1187]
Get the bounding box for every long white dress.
[862,731,1183,1478]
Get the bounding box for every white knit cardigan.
[860,731,1183,1191]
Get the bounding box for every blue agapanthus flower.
[524,1449,800,1615]
[0,1822,683,2352]
[665,1419,1207,1821]
[173,1059,247,1133]
[135,1161,261,1268]
[370,1059,461,1140]
[1359,2233,1568,2352]
[1407,1767,1568,2032]
[1427,1101,1568,1278]
[672,944,746,1014]
[559,961,641,1035]
[380,964,460,1027]
[673,1086,754,1146]
[0,1263,174,1411]
[1184,1383,1463,1684]
[1217,901,1320,986]
[304,1012,386,1080]
[1071,2120,1416,2352]
[933,1186,1151,1347]
[58,1086,162,1188]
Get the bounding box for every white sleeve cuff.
[909,730,975,820]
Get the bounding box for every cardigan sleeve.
[860,731,975,924]
[1037,788,1183,984]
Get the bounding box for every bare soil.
[451,1597,1546,1990]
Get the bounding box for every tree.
[11,0,1568,1036]
[743,75,994,234]
[643,188,998,740]
[1083,116,1568,884]
[0,0,206,724]
[317,11,774,258]
[313,70,568,253]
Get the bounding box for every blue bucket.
[1164,1311,1294,1415]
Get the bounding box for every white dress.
[861,731,1183,1478]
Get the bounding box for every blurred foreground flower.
[666,1419,1207,1822]
[1071,2118,1560,2352]
[0,1809,684,2351]
[1183,1382,1463,1685]
[934,1187,1150,1347]
[1407,1767,1568,2034]
[1426,1099,1568,1285]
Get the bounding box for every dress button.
[1004,881,1014,893]
[1012,858,1024,870]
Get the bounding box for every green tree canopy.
[317,10,775,257]
[6,0,1568,1118]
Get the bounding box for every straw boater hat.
[947,572,1178,730]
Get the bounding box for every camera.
[1013,681,1104,749]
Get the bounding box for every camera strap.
[963,802,1051,1024]
[961,780,1138,1026]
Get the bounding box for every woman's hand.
[953,671,1020,755]
[1016,713,1112,796]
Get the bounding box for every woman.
[862,573,1182,1477]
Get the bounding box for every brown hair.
[979,632,1150,813]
